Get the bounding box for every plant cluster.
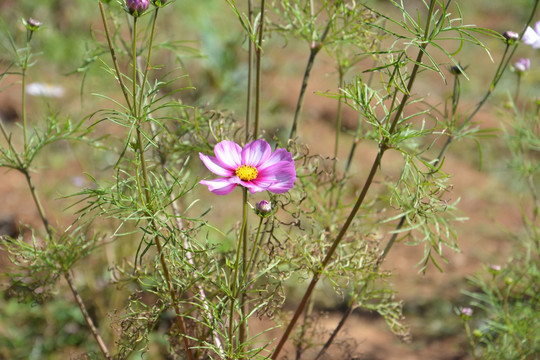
[0,0,538,359]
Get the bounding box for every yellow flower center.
[236,165,258,181]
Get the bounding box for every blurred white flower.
[522,20,540,49]
[26,82,65,98]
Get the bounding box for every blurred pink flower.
[125,0,149,16]
[199,139,296,195]
[522,20,540,49]
[514,58,531,73]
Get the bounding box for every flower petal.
[200,178,238,195]
[255,161,296,194]
[257,148,294,172]
[199,153,235,177]
[522,26,540,46]
[535,20,540,35]
[241,139,272,167]
[239,180,267,194]
[214,141,242,169]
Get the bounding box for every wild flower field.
[0,0,539,359]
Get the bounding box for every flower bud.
[514,58,530,74]
[125,0,150,17]
[488,264,502,275]
[449,65,463,76]
[24,17,42,32]
[460,307,473,319]
[255,200,272,216]
[503,31,519,44]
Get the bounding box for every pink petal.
[199,153,235,177]
[214,141,242,169]
[255,161,296,194]
[257,148,294,172]
[522,26,540,46]
[535,20,540,35]
[241,139,272,167]
[239,180,267,194]
[200,178,238,195]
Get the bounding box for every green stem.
[313,298,355,360]
[329,69,345,210]
[132,17,138,118]
[245,0,253,142]
[239,187,249,350]
[288,47,319,141]
[242,216,264,285]
[253,0,266,139]
[65,270,112,360]
[138,7,159,117]
[503,285,523,357]
[99,2,133,113]
[295,295,315,359]
[333,70,345,167]
[21,66,28,150]
[464,320,478,360]
[228,187,249,356]
[514,73,521,104]
[246,217,271,281]
[21,27,34,150]
[271,2,436,358]
[287,19,332,141]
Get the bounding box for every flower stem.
[253,0,266,139]
[99,2,133,113]
[229,187,249,356]
[242,216,264,285]
[514,73,521,104]
[329,69,345,210]
[138,7,159,117]
[21,68,28,150]
[288,20,332,141]
[65,270,112,360]
[463,320,478,360]
[132,17,138,118]
[245,0,253,142]
[288,47,319,141]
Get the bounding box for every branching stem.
[271,1,436,357]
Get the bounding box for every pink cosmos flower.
[199,139,296,195]
[522,20,540,49]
